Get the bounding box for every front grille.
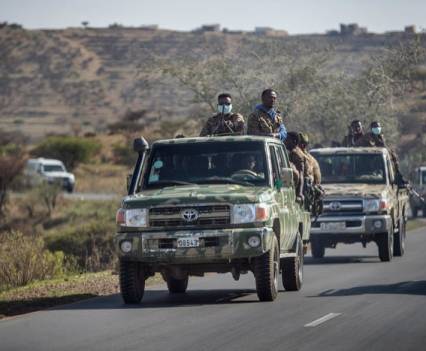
[323,200,363,214]
[149,204,230,228]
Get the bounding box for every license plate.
[320,222,346,232]
[177,237,200,248]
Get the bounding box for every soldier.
[284,132,306,201]
[200,93,245,136]
[299,133,321,185]
[341,120,364,147]
[355,121,385,147]
[356,121,406,186]
[247,89,287,141]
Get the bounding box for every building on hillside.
[255,27,274,35]
[254,27,288,37]
[340,23,368,36]
[193,24,221,33]
[404,25,416,34]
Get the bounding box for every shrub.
[0,231,64,290]
[31,136,101,170]
[45,221,116,272]
[112,142,136,166]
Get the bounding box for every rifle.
[407,183,425,204]
[303,178,324,218]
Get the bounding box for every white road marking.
[304,313,342,327]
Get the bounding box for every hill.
[1,26,424,141]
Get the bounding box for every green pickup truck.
[115,136,311,302]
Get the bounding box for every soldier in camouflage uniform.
[342,120,364,147]
[356,121,406,185]
[299,133,321,185]
[247,89,287,141]
[200,93,245,136]
[284,132,306,201]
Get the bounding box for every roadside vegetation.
[0,34,425,318]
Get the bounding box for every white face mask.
[372,127,382,135]
[217,104,232,114]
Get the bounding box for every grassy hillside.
[0,26,424,137]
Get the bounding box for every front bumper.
[310,214,392,236]
[115,227,275,263]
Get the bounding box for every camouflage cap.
[299,132,309,145]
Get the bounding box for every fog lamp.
[373,220,383,229]
[120,240,133,253]
[248,236,261,248]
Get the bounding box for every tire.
[119,260,145,304]
[254,236,279,301]
[423,205,426,218]
[310,236,325,259]
[411,206,418,218]
[377,226,393,262]
[166,276,189,294]
[394,219,406,257]
[66,184,74,193]
[282,234,304,291]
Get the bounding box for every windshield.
[421,171,426,185]
[143,141,269,189]
[312,153,386,184]
[43,164,65,172]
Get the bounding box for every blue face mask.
[217,104,232,115]
[372,127,382,135]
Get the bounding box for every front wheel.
[394,219,406,257]
[166,276,189,294]
[119,260,145,304]
[377,226,393,262]
[254,236,279,301]
[282,234,304,291]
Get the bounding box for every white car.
[24,158,76,193]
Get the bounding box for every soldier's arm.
[231,113,245,134]
[199,118,213,136]
[277,123,287,141]
[313,159,321,184]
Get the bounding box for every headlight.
[116,208,148,227]
[232,204,270,224]
[363,199,380,212]
[363,199,389,213]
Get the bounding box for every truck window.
[274,145,290,169]
[312,153,386,184]
[269,146,280,183]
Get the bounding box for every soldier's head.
[370,121,382,136]
[350,120,363,136]
[298,132,309,151]
[217,93,232,115]
[284,131,300,150]
[261,89,277,109]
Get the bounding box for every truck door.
[269,145,294,251]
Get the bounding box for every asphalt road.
[1,227,426,351]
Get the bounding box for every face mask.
[217,104,232,114]
[372,127,381,135]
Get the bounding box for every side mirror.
[133,137,149,153]
[281,168,294,188]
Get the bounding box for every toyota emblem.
[181,208,199,222]
[329,202,342,211]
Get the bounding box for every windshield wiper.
[197,177,253,187]
[148,180,196,187]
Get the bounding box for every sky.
[0,0,425,34]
